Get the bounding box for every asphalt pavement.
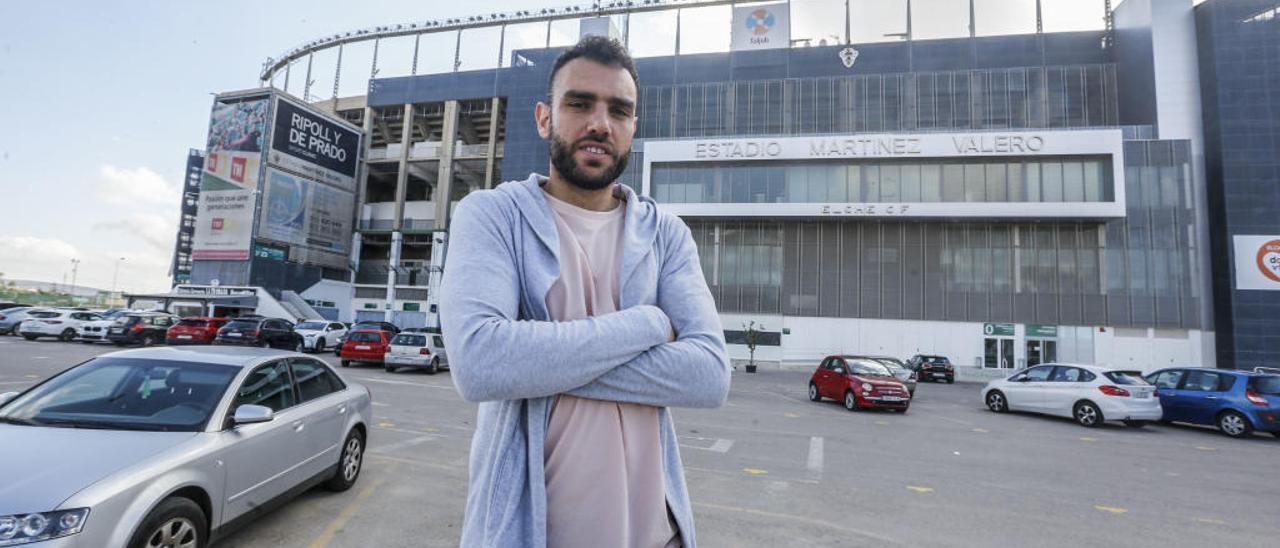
[2,336,1278,547]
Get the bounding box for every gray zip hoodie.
[440,173,731,547]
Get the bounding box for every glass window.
[290,358,344,402]
[942,164,965,202]
[921,164,942,202]
[1062,161,1085,202]
[900,164,921,202]
[964,164,986,202]
[348,331,383,343]
[1103,371,1150,385]
[862,164,881,202]
[825,165,847,202]
[786,165,807,203]
[1049,367,1084,382]
[1024,162,1041,202]
[880,163,900,202]
[1249,376,1280,396]
[1008,161,1025,202]
[1150,370,1185,389]
[1024,366,1053,382]
[985,163,1007,202]
[1182,371,1223,392]
[433,335,445,348]
[1042,161,1063,202]
[234,361,297,412]
[1083,160,1104,202]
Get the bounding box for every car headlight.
[0,508,89,546]
[860,382,873,391]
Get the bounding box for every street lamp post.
[69,258,81,299]
[111,257,126,307]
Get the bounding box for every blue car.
[1145,368,1280,438]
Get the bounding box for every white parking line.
[0,381,33,386]
[807,436,824,475]
[358,377,455,390]
[708,439,735,453]
[370,435,437,454]
[371,401,391,407]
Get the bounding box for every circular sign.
[745,9,775,36]
[1256,239,1280,283]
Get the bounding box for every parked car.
[383,332,449,374]
[0,306,37,335]
[333,322,398,356]
[1145,368,1280,438]
[340,329,392,368]
[18,309,103,341]
[78,309,137,344]
[0,346,371,548]
[866,356,918,396]
[983,364,1161,428]
[809,355,912,412]
[0,301,25,311]
[166,317,230,345]
[105,312,179,346]
[907,354,956,383]
[294,321,348,353]
[214,317,303,350]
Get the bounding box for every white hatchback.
[18,309,104,341]
[982,363,1162,428]
[383,332,448,374]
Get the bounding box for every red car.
[340,329,393,367]
[165,317,229,345]
[809,355,912,412]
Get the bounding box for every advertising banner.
[1233,235,1280,291]
[193,95,269,260]
[731,3,790,51]
[258,168,353,257]
[269,96,361,192]
[191,189,255,260]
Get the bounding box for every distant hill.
[2,279,105,297]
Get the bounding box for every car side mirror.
[0,392,19,406]
[233,404,274,425]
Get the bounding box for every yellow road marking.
[742,468,769,475]
[307,469,391,548]
[1094,505,1127,514]
[1196,446,1217,451]
[1194,517,1226,525]
[1079,437,1098,442]
[972,428,989,433]
[24,375,39,379]
[376,421,395,428]
[906,485,934,493]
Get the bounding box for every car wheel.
[341,360,350,368]
[22,334,37,341]
[315,339,325,353]
[128,496,207,548]
[844,391,858,411]
[114,341,128,346]
[1123,420,1149,428]
[900,406,909,414]
[1217,410,1253,438]
[142,334,156,347]
[80,340,95,344]
[384,364,396,373]
[59,329,76,342]
[1074,401,1104,427]
[325,428,365,492]
[985,390,1007,413]
[427,357,439,375]
[808,382,821,402]
[946,378,955,384]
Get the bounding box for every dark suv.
[214,317,302,350]
[106,312,178,346]
[907,354,955,383]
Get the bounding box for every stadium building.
[181,0,1279,375]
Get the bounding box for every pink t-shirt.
[541,188,680,548]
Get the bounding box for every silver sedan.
[0,346,372,548]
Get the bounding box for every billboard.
[258,168,354,260]
[269,96,361,191]
[1234,235,1280,291]
[731,3,790,51]
[193,95,269,260]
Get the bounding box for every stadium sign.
[731,3,790,51]
[268,96,362,192]
[1234,235,1280,290]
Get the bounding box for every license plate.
[110,328,123,333]
[933,373,947,377]
[881,396,903,402]
[178,335,193,339]
[1135,391,1150,399]
[356,345,371,350]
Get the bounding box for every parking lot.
[2,337,1278,547]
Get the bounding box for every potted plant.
[743,320,765,373]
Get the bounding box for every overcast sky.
[0,0,1119,294]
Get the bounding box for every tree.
[742,320,766,373]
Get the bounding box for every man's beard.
[548,123,630,191]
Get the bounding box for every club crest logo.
[745,9,776,36]
[839,47,860,69]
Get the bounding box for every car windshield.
[1249,376,1280,395]
[847,359,893,377]
[224,319,260,329]
[392,334,426,346]
[924,356,949,363]
[349,332,382,343]
[176,319,208,327]
[1103,371,1150,385]
[28,310,60,319]
[296,322,327,330]
[0,357,239,432]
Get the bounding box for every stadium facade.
[181,0,1280,375]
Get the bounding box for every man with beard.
[440,36,730,548]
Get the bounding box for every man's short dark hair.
[547,35,639,97]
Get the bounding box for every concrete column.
[434,100,460,230]
[385,231,402,322]
[393,103,414,231]
[351,106,375,282]
[483,97,501,189]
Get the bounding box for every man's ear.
[535,101,552,140]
